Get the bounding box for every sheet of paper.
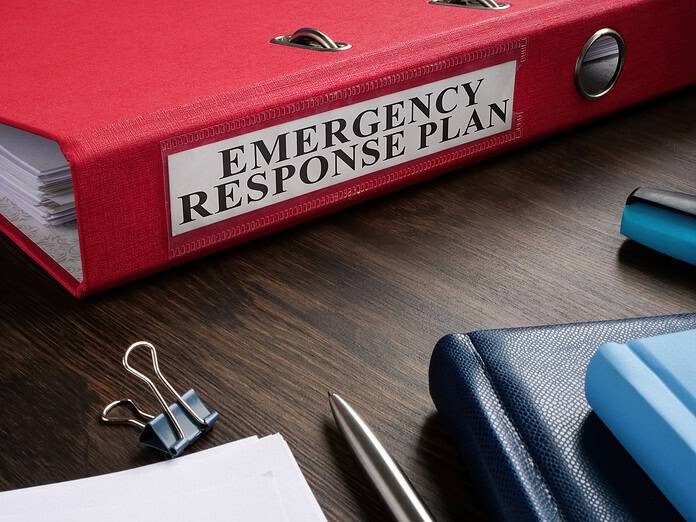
[0,124,75,226]
[0,436,260,516]
[7,471,289,522]
[0,435,326,522]
[0,124,68,175]
[254,434,327,522]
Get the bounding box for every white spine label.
[167,60,516,236]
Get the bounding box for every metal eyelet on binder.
[100,341,220,458]
[429,0,510,9]
[575,28,625,101]
[271,27,351,51]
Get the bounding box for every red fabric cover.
[0,0,694,296]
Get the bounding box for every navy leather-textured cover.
[429,314,696,521]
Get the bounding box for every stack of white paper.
[0,434,326,522]
[0,124,75,226]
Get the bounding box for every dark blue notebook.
[429,314,696,521]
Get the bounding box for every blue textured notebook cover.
[429,313,696,521]
[586,330,696,521]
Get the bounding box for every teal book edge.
[620,188,696,265]
[585,329,696,521]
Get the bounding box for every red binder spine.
[162,44,524,259]
[40,0,696,296]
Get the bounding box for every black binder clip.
[100,341,220,458]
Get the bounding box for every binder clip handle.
[100,341,220,458]
[123,341,208,438]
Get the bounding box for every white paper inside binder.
[582,35,620,63]
[0,124,82,281]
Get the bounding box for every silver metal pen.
[329,393,436,522]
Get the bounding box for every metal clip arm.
[100,341,219,458]
[101,399,155,429]
[122,341,208,441]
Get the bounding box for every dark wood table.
[1,88,694,521]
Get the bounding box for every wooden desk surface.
[1,89,694,521]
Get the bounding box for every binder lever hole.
[271,27,351,52]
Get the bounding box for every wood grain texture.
[1,88,694,521]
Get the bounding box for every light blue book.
[586,329,696,521]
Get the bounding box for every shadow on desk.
[417,414,491,522]
[617,240,694,289]
[323,420,390,521]
[324,413,490,521]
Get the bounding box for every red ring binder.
[0,0,693,296]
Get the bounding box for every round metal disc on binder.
[271,27,351,51]
[575,28,625,101]
[429,0,510,9]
